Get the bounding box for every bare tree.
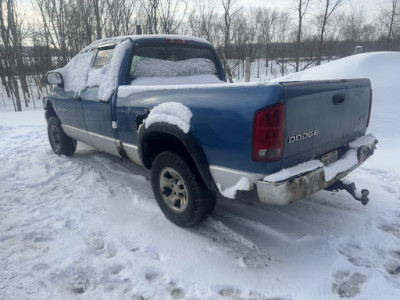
[140,0,160,34]
[277,11,291,76]
[315,0,345,65]
[35,0,70,63]
[93,0,102,39]
[0,0,29,111]
[187,1,220,44]
[103,0,137,36]
[221,0,241,82]
[255,7,279,74]
[294,0,313,71]
[378,0,400,49]
[159,0,187,34]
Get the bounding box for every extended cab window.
[129,44,222,84]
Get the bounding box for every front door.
[80,46,119,156]
[54,87,90,145]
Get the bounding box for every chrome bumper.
[256,136,378,205]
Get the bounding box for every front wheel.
[151,151,216,227]
[47,116,77,156]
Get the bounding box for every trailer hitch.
[325,180,370,205]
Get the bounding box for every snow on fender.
[144,102,193,134]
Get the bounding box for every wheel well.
[141,132,195,171]
[139,125,218,192]
[44,102,57,121]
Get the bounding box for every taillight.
[253,103,285,161]
[367,89,372,127]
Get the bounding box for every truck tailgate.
[281,79,371,168]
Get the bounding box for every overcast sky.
[238,0,380,21]
[241,0,376,9]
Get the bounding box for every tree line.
[1,0,400,111]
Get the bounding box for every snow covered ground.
[1,52,400,299]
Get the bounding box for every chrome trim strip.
[62,124,93,146]
[123,143,138,150]
[63,124,115,142]
[62,124,143,164]
[88,131,115,142]
[62,124,120,156]
[123,142,143,166]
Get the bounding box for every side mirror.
[46,72,63,86]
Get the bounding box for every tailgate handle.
[333,94,345,105]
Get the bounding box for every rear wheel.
[151,151,216,227]
[47,116,76,156]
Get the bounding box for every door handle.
[333,94,345,105]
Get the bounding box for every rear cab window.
[128,43,223,85]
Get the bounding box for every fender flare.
[138,122,217,192]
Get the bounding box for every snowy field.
[1,52,400,299]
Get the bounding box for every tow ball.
[325,180,370,205]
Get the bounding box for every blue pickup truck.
[44,34,377,226]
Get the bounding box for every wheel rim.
[159,167,188,214]
[50,126,62,152]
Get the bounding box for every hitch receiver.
[325,180,370,205]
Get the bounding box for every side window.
[87,47,114,88]
[92,48,114,69]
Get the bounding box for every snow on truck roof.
[80,34,211,53]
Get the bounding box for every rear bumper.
[256,134,378,205]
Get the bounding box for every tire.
[151,151,216,227]
[47,116,77,156]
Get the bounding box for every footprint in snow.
[144,271,162,283]
[198,219,271,269]
[143,271,187,298]
[219,287,242,298]
[131,295,146,300]
[32,263,50,273]
[105,241,118,258]
[170,287,186,299]
[86,232,106,254]
[70,273,90,294]
[64,213,82,231]
[23,229,56,243]
[384,251,400,278]
[378,221,400,239]
[120,237,167,261]
[218,287,276,300]
[385,261,400,276]
[337,243,371,268]
[332,271,367,298]
[106,264,125,276]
